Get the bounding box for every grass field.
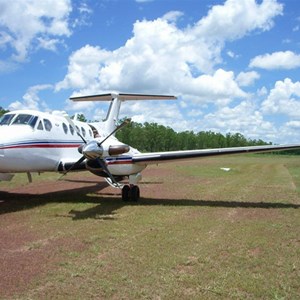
[0,155,300,299]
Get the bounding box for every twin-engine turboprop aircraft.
[1,93,300,201]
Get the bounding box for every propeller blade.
[58,156,86,180]
[96,158,120,187]
[98,118,131,146]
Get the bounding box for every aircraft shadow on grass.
[0,180,299,220]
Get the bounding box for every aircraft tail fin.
[70,93,177,133]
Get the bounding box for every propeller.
[60,118,131,183]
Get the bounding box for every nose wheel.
[122,185,140,202]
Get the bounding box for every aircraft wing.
[132,144,300,165]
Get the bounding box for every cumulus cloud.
[57,0,282,113]
[51,0,286,137]
[261,78,300,118]
[249,51,300,70]
[8,84,53,111]
[236,71,260,87]
[0,0,72,61]
[201,100,276,140]
[191,0,283,41]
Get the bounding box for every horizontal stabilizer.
[70,93,177,102]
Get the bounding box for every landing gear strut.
[122,185,140,202]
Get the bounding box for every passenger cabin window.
[69,124,74,135]
[43,119,52,131]
[89,129,92,137]
[81,127,86,137]
[62,123,68,134]
[0,114,15,125]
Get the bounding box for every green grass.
[1,155,300,299]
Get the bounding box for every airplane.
[1,92,300,202]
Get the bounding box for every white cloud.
[278,121,300,144]
[191,0,283,41]
[8,84,52,111]
[227,50,237,58]
[201,100,276,141]
[55,44,110,91]
[257,86,268,97]
[261,78,300,118]
[249,51,300,70]
[0,59,17,73]
[236,71,260,87]
[285,121,300,129]
[72,1,93,28]
[0,0,72,62]
[162,11,184,23]
[54,0,284,138]
[120,101,185,130]
[57,0,283,106]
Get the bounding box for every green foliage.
[71,113,87,122]
[0,106,9,117]
[116,121,271,152]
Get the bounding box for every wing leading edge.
[132,144,300,165]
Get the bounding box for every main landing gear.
[122,185,140,202]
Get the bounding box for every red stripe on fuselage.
[107,160,133,165]
[1,144,82,150]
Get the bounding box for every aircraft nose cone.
[82,141,103,160]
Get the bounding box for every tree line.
[116,121,271,152]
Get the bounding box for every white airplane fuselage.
[0,110,145,178]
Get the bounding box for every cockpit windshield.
[0,114,15,125]
[0,113,38,128]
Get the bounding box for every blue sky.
[1,0,300,143]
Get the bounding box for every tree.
[71,113,87,122]
[0,107,9,117]
[116,121,271,152]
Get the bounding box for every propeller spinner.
[61,118,131,185]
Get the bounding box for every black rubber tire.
[130,185,140,202]
[122,185,130,201]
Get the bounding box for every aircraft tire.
[130,185,140,202]
[122,185,130,201]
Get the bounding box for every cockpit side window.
[37,120,44,130]
[43,119,52,131]
[0,114,15,125]
[29,116,38,128]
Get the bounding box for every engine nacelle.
[108,144,130,156]
[82,140,130,159]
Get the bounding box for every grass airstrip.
[0,155,299,299]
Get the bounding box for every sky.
[1,0,300,144]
